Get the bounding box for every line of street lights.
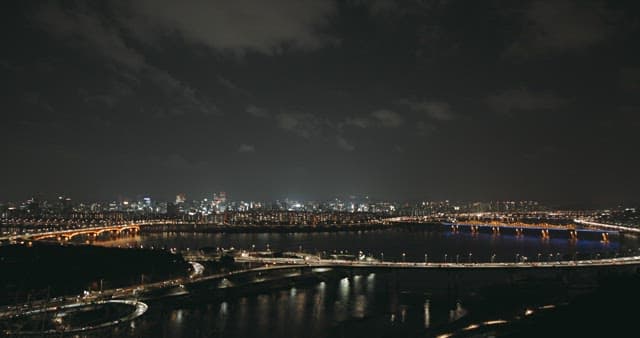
[245,244,632,264]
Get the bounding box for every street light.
[468,253,473,263]
[515,253,520,263]
[444,254,448,263]
[402,253,406,262]
[381,252,384,262]
[425,253,428,264]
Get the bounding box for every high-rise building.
[213,191,227,204]
[166,202,178,216]
[176,193,186,204]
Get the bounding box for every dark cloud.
[34,2,145,69]
[397,99,455,121]
[127,0,337,54]
[343,110,404,129]
[32,1,219,117]
[486,88,568,114]
[506,0,619,58]
[344,117,373,129]
[245,105,270,118]
[218,76,252,97]
[22,92,54,112]
[335,136,355,152]
[370,109,404,127]
[83,94,118,108]
[147,69,219,117]
[237,144,256,153]
[160,154,208,172]
[2,0,639,204]
[275,112,325,139]
[620,67,640,93]
[0,58,16,71]
[416,121,437,135]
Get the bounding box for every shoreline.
[138,221,405,234]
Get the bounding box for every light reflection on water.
[96,228,625,263]
[425,300,431,328]
[449,301,467,323]
[90,229,640,337]
[129,266,640,338]
[334,277,350,322]
[138,273,463,338]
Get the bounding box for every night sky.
[2,0,639,206]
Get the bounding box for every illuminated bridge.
[1,220,181,243]
[96,251,640,306]
[205,218,640,272]
[27,224,141,241]
[386,216,622,241]
[233,254,640,271]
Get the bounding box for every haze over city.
[2,0,639,206]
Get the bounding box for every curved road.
[1,299,148,335]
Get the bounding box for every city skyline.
[3,192,636,214]
[1,189,636,210]
[2,1,640,205]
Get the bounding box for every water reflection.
[338,277,350,301]
[334,277,350,322]
[424,300,431,328]
[120,272,586,338]
[216,302,228,333]
[293,289,306,327]
[312,282,326,322]
[236,297,248,337]
[96,228,624,263]
[449,301,467,323]
[91,229,640,337]
[167,309,184,338]
[173,309,183,323]
[256,294,270,333]
[353,295,367,318]
[276,291,287,333]
[400,305,407,323]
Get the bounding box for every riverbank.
[0,243,189,305]
[139,221,403,234]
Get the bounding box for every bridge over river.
[2,217,637,244]
[233,253,640,270]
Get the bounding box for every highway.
[574,218,640,233]
[0,299,147,335]
[234,254,640,269]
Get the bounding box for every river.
[82,227,640,337]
